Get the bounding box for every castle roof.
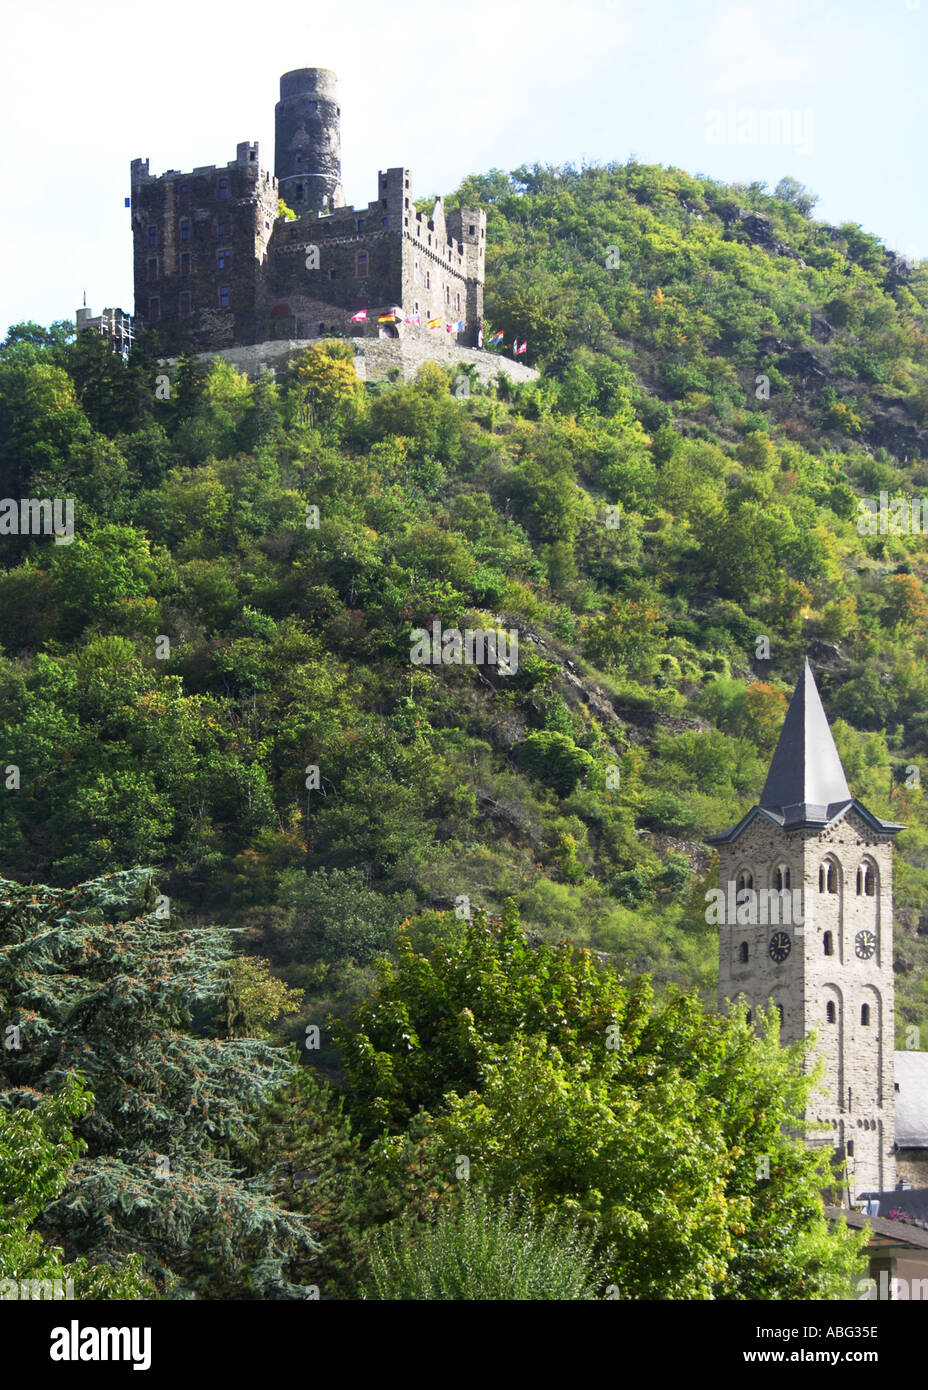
[707,659,904,844]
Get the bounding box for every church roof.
[708,660,904,845]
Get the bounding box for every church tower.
[708,661,903,1197]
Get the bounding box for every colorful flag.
[455,320,463,332]
[350,310,367,322]
[427,317,442,329]
[446,323,453,333]
[489,330,504,344]
[378,313,399,323]
[405,314,421,325]
[517,340,528,356]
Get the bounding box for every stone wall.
[170,336,538,388]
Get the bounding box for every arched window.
[819,862,838,894]
[738,942,749,963]
[823,931,834,957]
[826,1001,837,1024]
[857,862,876,896]
[736,870,754,893]
[861,1003,871,1026]
[774,865,790,891]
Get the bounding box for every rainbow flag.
[489,330,504,344]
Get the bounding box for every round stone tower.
[275,68,345,214]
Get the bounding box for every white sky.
[2,0,925,330]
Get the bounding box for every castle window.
[218,248,231,269]
[382,199,387,209]
[847,1140,854,1157]
[318,323,325,335]
[456,292,462,313]
[826,1001,836,1024]
[295,184,304,201]
[861,1003,871,1026]
[355,251,369,278]
[469,224,476,235]
[180,253,191,275]
[179,291,191,316]
[147,257,158,282]
[218,178,229,198]
[148,226,158,247]
[148,296,160,322]
[357,218,364,233]
[425,271,431,290]
[823,931,834,956]
[219,286,230,308]
[179,184,189,205]
[774,865,790,892]
[405,198,409,209]
[249,150,256,161]
[382,218,387,228]
[738,942,749,963]
[217,216,231,237]
[445,286,451,305]
[180,219,190,242]
[328,269,337,280]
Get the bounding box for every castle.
[129,68,486,355]
[709,659,928,1202]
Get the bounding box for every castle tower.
[708,661,903,1198]
[275,68,345,215]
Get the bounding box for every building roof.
[895,1051,928,1148]
[825,1204,928,1249]
[708,660,904,844]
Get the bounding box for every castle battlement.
[130,70,485,354]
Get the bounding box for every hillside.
[2,159,928,1059]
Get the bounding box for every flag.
[489,330,504,344]
[124,197,131,208]
[82,290,87,308]
[378,313,399,323]
[405,314,421,325]
[446,323,453,332]
[517,340,528,356]
[350,310,367,322]
[427,317,442,329]
[455,320,463,332]
[477,328,484,349]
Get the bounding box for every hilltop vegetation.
[1,159,928,1295]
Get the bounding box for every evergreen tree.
[0,868,318,1298]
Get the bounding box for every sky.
[1,0,925,332]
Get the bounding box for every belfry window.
[857,864,876,896]
[819,862,838,894]
[736,871,753,894]
[774,865,790,891]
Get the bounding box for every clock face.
[769,931,791,964]
[855,930,877,961]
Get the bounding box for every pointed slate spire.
[759,659,851,824]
